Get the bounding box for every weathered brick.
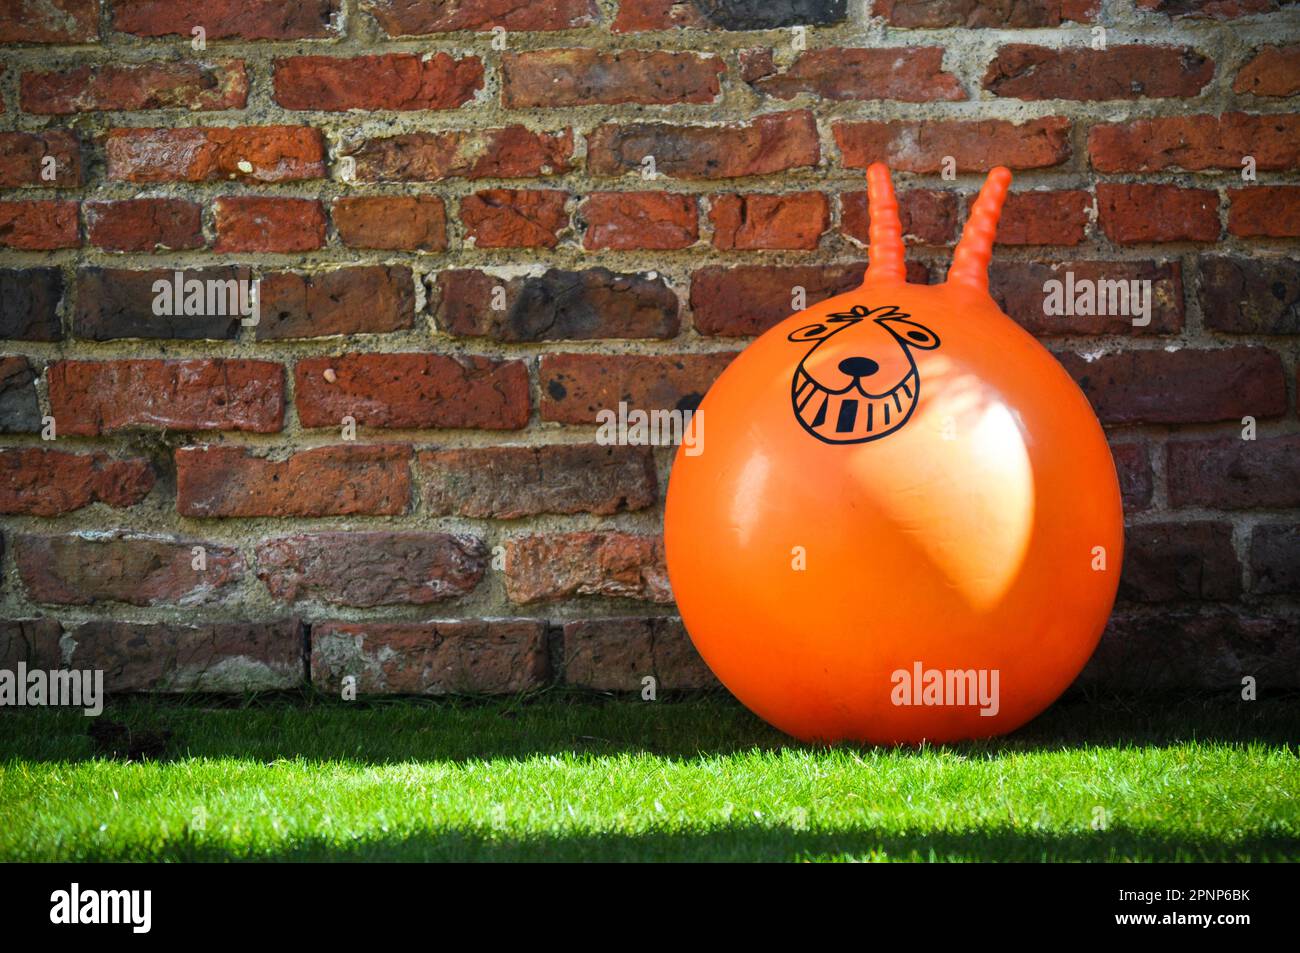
[295,353,529,430]
[432,268,679,341]
[997,190,1090,245]
[346,126,573,181]
[257,266,415,340]
[708,192,828,250]
[20,61,248,113]
[461,189,569,248]
[273,54,483,111]
[177,444,411,517]
[214,196,326,253]
[746,47,964,102]
[0,0,97,42]
[0,268,63,341]
[503,50,722,107]
[363,0,597,34]
[588,110,819,179]
[256,532,486,606]
[64,619,305,693]
[112,0,339,39]
[540,352,736,423]
[1118,522,1241,603]
[877,0,1098,27]
[15,533,243,607]
[1227,186,1300,238]
[419,444,657,518]
[563,617,718,691]
[1136,0,1277,18]
[312,620,549,695]
[1060,348,1286,425]
[1110,441,1154,511]
[107,126,326,183]
[1198,257,1298,333]
[690,263,869,336]
[579,192,698,250]
[1250,525,1300,594]
[0,356,40,433]
[506,533,671,605]
[0,131,81,187]
[842,189,958,246]
[835,117,1071,173]
[85,199,204,252]
[1234,44,1300,96]
[0,200,78,250]
[1167,435,1300,509]
[1097,184,1219,243]
[613,0,847,30]
[72,267,248,340]
[984,45,1212,100]
[48,359,284,435]
[0,618,63,669]
[332,196,446,250]
[0,448,154,515]
[1089,113,1300,172]
[990,260,1184,335]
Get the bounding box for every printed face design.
[789,304,940,444]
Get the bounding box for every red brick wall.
[1,0,1297,696]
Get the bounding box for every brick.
[432,268,679,341]
[15,533,243,607]
[0,131,81,187]
[312,620,549,695]
[177,444,411,517]
[990,260,1184,335]
[1167,435,1300,508]
[20,61,247,113]
[0,0,97,42]
[1089,113,1300,172]
[72,267,249,340]
[502,50,723,107]
[0,619,63,670]
[295,353,529,430]
[1227,186,1300,238]
[0,357,40,433]
[690,263,868,336]
[64,619,305,693]
[506,533,671,605]
[613,0,847,30]
[362,0,597,34]
[333,196,446,250]
[273,54,483,111]
[0,200,78,250]
[984,45,1212,100]
[709,192,828,250]
[85,199,204,252]
[107,126,325,183]
[0,268,63,341]
[461,189,569,248]
[346,126,573,182]
[1136,0,1278,18]
[256,532,486,606]
[579,192,698,250]
[257,266,415,340]
[746,47,964,102]
[419,444,658,518]
[1059,348,1286,425]
[1097,184,1219,243]
[996,191,1090,245]
[835,117,1070,173]
[214,197,326,253]
[1234,44,1300,96]
[877,0,1098,27]
[1250,525,1300,594]
[588,110,819,179]
[540,352,736,423]
[0,448,154,515]
[112,0,339,39]
[563,618,718,691]
[1110,442,1154,511]
[842,189,958,246]
[1118,522,1241,603]
[48,359,284,435]
[1199,257,1299,333]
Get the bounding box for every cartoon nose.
[837,357,879,378]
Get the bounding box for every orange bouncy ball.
[664,164,1124,745]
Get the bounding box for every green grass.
[2,692,1297,862]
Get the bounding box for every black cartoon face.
[788,304,940,444]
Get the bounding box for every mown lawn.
[1,692,1297,862]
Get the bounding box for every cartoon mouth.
[792,366,920,443]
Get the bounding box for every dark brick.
[540,352,738,424]
[1250,524,1300,594]
[1167,435,1300,509]
[1119,522,1242,602]
[256,266,414,340]
[0,356,40,433]
[563,617,718,691]
[990,260,1184,335]
[0,269,62,341]
[1198,257,1299,334]
[73,268,248,341]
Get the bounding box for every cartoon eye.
[879,317,940,350]
[788,323,832,342]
